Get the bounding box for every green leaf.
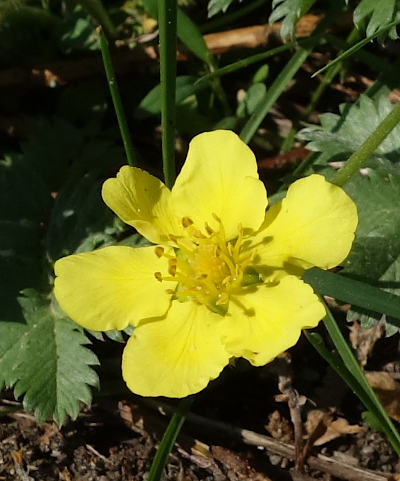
[207,0,239,18]
[136,76,199,118]
[46,171,124,261]
[342,166,400,333]
[57,6,99,53]
[298,91,400,165]
[0,153,51,222]
[0,154,51,321]
[302,268,400,322]
[269,0,317,39]
[0,290,99,425]
[236,83,267,118]
[21,118,84,191]
[353,0,399,40]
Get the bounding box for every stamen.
[205,222,214,235]
[182,216,194,228]
[161,213,257,310]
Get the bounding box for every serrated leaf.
[0,290,99,425]
[298,91,400,165]
[207,0,239,18]
[0,153,51,222]
[46,172,124,261]
[21,118,84,191]
[0,154,51,321]
[343,167,400,334]
[269,0,317,39]
[353,0,399,40]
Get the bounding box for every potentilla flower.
[54,130,358,398]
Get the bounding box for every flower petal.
[102,166,182,245]
[172,130,267,240]
[122,301,230,397]
[54,246,175,331]
[223,276,325,366]
[253,174,358,272]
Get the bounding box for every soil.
[1,331,400,481]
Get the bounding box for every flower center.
[155,215,259,311]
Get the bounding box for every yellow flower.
[54,130,358,398]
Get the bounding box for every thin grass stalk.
[239,47,311,144]
[158,0,177,189]
[97,27,137,167]
[320,303,400,455]
[147,397,193,481]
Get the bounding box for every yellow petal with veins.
[172,130,267,240]
[122,301,230,397]
[54,246,175,331]
[102,166,182,245]
[223,276,325,366]
[252,174,358,273]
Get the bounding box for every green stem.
[332,101,400,186]
[158,0,177,189]
[304,27,360,120]
[97,27,137,167]
[80,0,117,38]
[195,41,299,88]
[240,47,310,144]
[147,397,193,481]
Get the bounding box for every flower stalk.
[332,100,400,186]
[97,27,137,167]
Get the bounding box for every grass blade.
[312,18,400,78]
[305,330,400,456]
[97,27,137,167]
[319,304,400,456]
[303,268,400,322]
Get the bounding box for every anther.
[205,222,214,235]
[182,216,194,228]
[154,272,162,282]
[154,246,164,257]
[168,262,177,276]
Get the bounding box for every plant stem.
[158,0,177,189]
[240,47,310,144]
[147,397,193,481]
[97,27,137,167]
[332,100,400,186]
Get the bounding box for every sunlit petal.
[172,130,267,240]
[122,301,230,397]
[223,276,325,366]
[54,246,175,331]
